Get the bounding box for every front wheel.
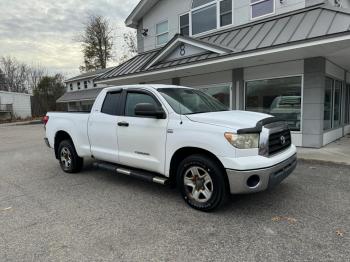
[177,155,228,212]
[58,140,83,173]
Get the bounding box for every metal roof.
[99,50,158,79]
[56,88,104,103]
[65,67,114,82]
[96,4,350,82]
[200,5,350,52]
[148,52,221,71]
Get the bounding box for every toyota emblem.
[280,135,286,145]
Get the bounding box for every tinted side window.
[125,92,159,117]
[101,92,121,116]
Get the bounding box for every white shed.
[0,91,32,120]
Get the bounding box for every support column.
[232,68,244,110]
[302,57,326,148]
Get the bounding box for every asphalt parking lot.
[0,124,349,262]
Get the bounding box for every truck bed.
[45,112,92,157]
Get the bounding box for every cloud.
[0,0,139,76]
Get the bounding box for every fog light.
[247,175,260,188]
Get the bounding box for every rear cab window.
[101,92,121,116]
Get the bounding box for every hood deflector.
[236,117,283,134]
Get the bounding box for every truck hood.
[186,110,271,131]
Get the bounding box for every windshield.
[158,88,229,115]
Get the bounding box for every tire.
[58,140,83,173]
[177,154,228,212]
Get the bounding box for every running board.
[93,162,169,185]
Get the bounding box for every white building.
[0,91,32,120]
[57,68,112,112]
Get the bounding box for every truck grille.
[268,129,291,155]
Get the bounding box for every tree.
[117,31,138,64]
[79,15,114,72]
[32,74,66,115]
[0,56,29,93]
[123,31,138,56]
[0,69,7,91]
[0,56,48,93]
[28,65,46,94]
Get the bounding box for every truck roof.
[103,84,192,93]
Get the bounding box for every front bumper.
[226,154,297,194]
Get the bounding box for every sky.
[0,0,139,77]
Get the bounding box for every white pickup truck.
[44,85,297,211]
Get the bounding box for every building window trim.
[156,20,169,47]
[179,12,190,36]
[250,0,275,20]
[219,0,233,27]
[244,74,304,133]
[189,0,233,37]
[324,76,344,131]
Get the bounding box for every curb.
[0,120,43,127]
[16,120,43,126]
[298,158,350,167]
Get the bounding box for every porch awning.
[95,3,350,84]
[56,88,103,103]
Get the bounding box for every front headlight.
[224,132,259,149]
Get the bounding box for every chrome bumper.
[226,154,297,194]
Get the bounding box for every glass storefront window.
[333,80,342,128]
[324,77,343,130]
[324,78,333,130]
[346,84,350,124]
[200,84,231,108]
[245,76,302,131]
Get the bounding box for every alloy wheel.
[60,147,72,169]
[183,166,213,203]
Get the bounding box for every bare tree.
[0,57,52,94]
[0,57,29,93]
[0,68,7,91]
[28,65,46,94]
[123,31,138,56]
[79,15,114,72]
[116,31,138,64]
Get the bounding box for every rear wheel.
[58,140,83,173]
[177,154,228,211]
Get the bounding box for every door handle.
[118,121,129,127]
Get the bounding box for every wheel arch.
[169,147,229,187]
[54,130,73,159]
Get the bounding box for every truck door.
[88,90,122,163]
[117,89,168,174]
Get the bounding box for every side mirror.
[134,103,166,119]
